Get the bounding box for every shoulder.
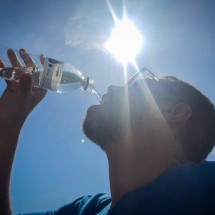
[160,161,215,189]
[109,162,215,215]
[160,161,215,206]
[173,161,215,181]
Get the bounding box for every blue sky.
[0,0,215,213]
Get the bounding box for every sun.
[105,16,143,67]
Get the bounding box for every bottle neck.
[82,77,91,91]
[84,80,102,103]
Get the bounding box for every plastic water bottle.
[0,48,102,102]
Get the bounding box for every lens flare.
[105,16,143,67]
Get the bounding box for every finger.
[7,49,24,91]
[19,48,36,67]
[20,73,32,93]
[0,59,6,68]
[39,54,45,65]
[0,59,9,99]
[0,59,14,89]
[7,49,22,68]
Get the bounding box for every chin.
[82,105,119,149]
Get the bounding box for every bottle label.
[39,58,64,91]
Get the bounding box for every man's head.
[156,77,215,163]
[83,75,215,163]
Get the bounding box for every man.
[0,49,215,215]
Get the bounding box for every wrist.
[0,114,26,132]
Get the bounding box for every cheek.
[128,98,166,130]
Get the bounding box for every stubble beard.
[82,108,120,150]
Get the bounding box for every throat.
[106,144,179,208]
[109,161,163,208]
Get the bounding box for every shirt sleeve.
[16,196,85,215]
[17,193,111,215]
[58,194,111,214]
[17,211,56,215]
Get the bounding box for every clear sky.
[0,0,215,214]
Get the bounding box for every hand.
[0,49,47,125]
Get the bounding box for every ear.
[163,103,192,123]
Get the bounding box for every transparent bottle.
[0,48,102,102]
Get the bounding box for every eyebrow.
[126,68,183,103]
[132,78,181,104]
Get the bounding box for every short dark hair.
[158,76,215,163]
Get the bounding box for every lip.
[87,92,110,114]
[101,93,108,105]
[87,85,117,115]
[101,86,116,105]
[103,91,115,106]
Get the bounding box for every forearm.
[0,49,47,215]
[0,120,24,215]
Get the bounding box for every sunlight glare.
[105,17,143,66]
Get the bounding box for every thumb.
[20,73,32,93]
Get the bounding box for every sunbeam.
[105,0,143,72]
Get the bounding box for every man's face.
[83,79,169,149]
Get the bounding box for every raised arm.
[0,49,47,215]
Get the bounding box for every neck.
[105,136,182,208]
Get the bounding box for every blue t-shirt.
[18,161,215,215]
